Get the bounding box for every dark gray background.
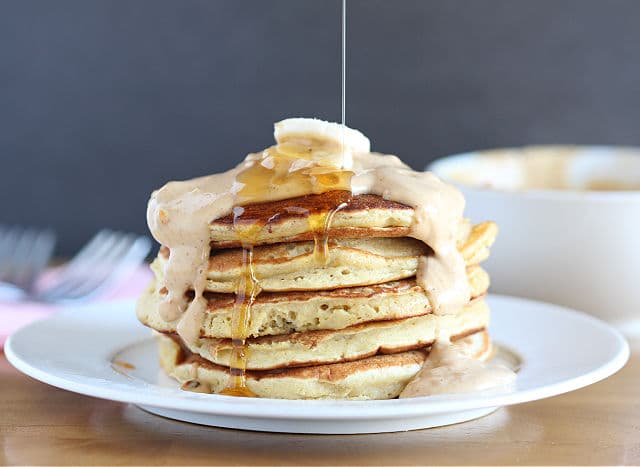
[2,0,640,254]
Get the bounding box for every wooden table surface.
[1,339,639,466]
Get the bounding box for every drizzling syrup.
[162,0,354,397]
[219,207,262,397]
[218,1,352,395]
[219,140,352,396]
[308,197,350,265]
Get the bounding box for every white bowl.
[429,146,640,332]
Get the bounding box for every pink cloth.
[0,266,153,348]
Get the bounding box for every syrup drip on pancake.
[308,195,350,265]
[218,134,353,396]
[218,207,262,396]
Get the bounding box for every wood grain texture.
[1,340,639,466]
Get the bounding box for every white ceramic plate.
[5,295,629,434]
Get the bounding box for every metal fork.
[0,228,151,302]
[0,226,57,297]
[34,230,152,302]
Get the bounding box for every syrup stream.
[342,0,347,128]
[159,2,481,398]
[218,1,352,396]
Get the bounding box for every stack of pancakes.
[137,191,497,400]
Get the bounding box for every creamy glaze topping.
[146,118,477,397]
[399,336,516,398]
[351,153,469,314]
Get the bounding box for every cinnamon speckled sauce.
[144,118,513,397]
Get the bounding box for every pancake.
[209,192,415,248]
[154,219,496,294]
[461,221,498,265]
[181,297,489,370]
[137,268,490,338]
[158,329,492,400]
[152,220,496,294]
[156,237,431,293]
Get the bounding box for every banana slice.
[275,118,370,170]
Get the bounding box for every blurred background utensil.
[0,226,57,299]
[0,228,152,303]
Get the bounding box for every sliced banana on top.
[274,118,370,170]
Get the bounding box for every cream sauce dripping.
[399,337,516,398]
[147,171,238,334]
[351,152,470,314]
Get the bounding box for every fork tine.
[0,225,30,300]
[8,228,38,288]
[0,226,11,281]
[0,226,56,296]
[18,229,56,292]
[39,230,117,295]
[0,226,10,281]
[0,227,23,283]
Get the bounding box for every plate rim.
[5,294,630,420]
